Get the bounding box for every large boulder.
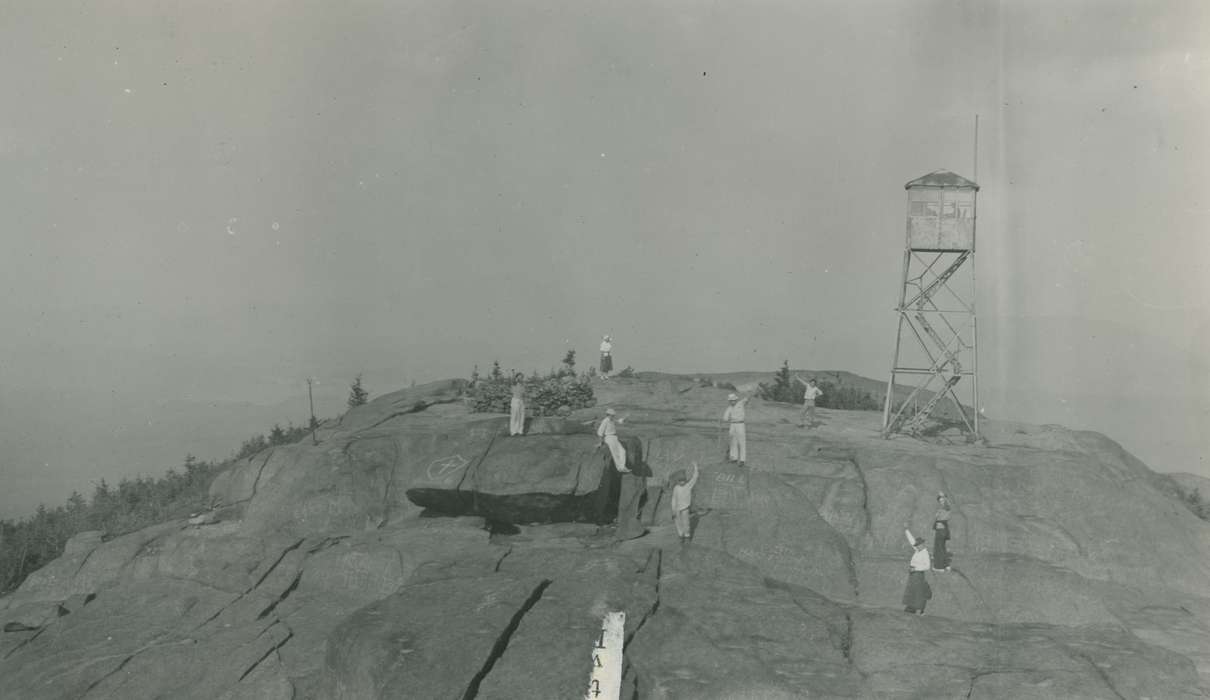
[4,373,1210,697]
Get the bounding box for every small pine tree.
[561,349,576,376]
[757,361,803,403]
[347,373,369,408]
[490,360,503,380]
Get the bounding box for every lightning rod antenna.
[973,114,979,182]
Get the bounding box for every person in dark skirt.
[932,492,952,571]
[903,529,932,615]
[599,335,614,378]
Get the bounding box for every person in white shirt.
[670,461,700,541]
[902,529,933,615]
[596,408,628,473]
[508,373,526,436]
[722,393,752,467]
[795,375,824,428]
[599,335,613,378]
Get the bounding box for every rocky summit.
[2,373,1209,699]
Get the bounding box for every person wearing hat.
[596,408,628,473]
[722,392,752,467]
[599,335,614,379]
[902,529,933,615]
[932,492,953,571]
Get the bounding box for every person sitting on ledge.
[596,408,628,473]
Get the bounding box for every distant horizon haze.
[1,1,1206,518]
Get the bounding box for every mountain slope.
[1,374,1207,698]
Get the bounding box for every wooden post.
[307,378,318,445]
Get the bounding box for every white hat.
[605,408,616,415]
[728,393,739,401]
[603,334,611,341]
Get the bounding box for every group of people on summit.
[507,333,956,615]
[721,373,820,467]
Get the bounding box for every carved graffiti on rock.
[426,454,470,483]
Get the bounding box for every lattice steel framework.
[882,170,980,438]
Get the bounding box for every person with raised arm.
[596,408,628,473]
[670,461,700,542]
[795,374,824,428]
[722,393,752,467]
[902,528,933,615]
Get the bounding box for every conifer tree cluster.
[347,373,370,408]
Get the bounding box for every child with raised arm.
[670,461,700,542]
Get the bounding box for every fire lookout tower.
[881,169,980,438]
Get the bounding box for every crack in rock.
[239,623,294,682]
[847,457,873,536]
[377,438,403,528]
[842,612,854,663]
[624,549,662,651]
[248,538,306,593]
[79,637,195,698]
[256,570,304,621]
[454,429,503,496]
[762,578,855,666]
[72,544,100,579]
[191,538,309,632]
[2,625,47,660]
[250,448,276,498]
[493,547,513,573]
[81,651,139,698]
[1070,651,1128,700]
[364,396,464,433]
[460,579,553,700]
[306,535,349,555]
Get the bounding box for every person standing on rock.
[596,408,628,472]
[903,529,933,615]
[723,393,752,467]
[508,373,526,436]
[670,461,700,542]
[932,492,953,571]
[599,335,614,379]
[795,375,823,428]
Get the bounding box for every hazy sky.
[1,1,1207,516]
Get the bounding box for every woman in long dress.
[508,374,526,436]
[932,492,952,571]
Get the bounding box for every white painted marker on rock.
[585,611,625,700]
